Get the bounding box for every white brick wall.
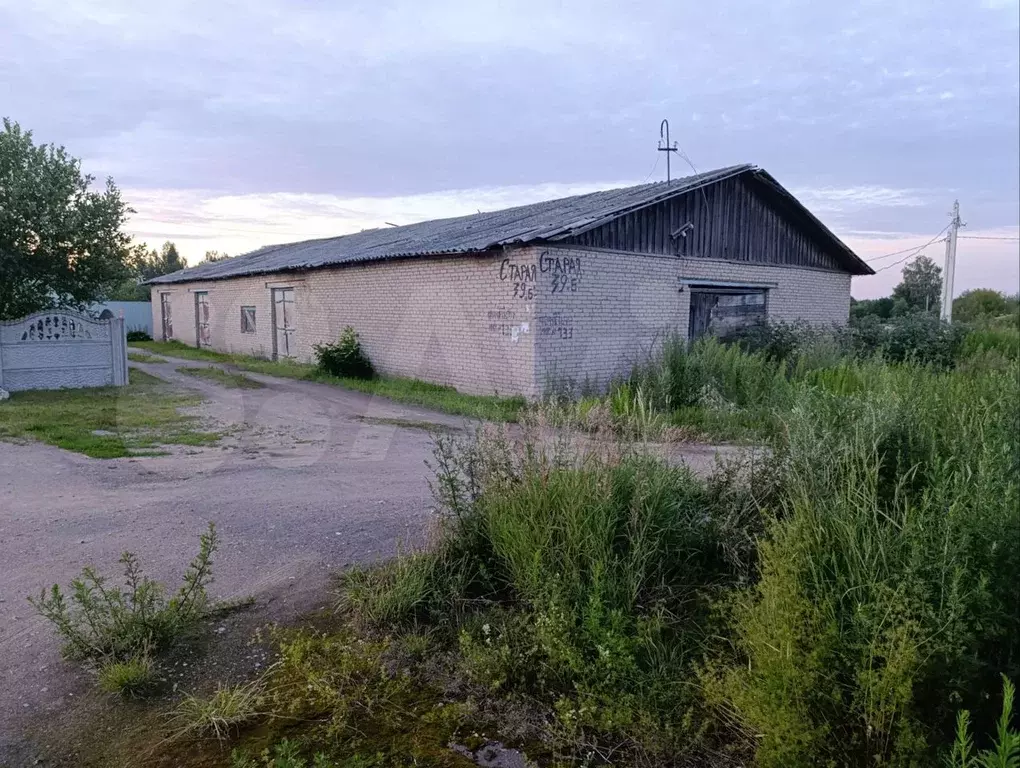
[150,245,851,397]
[151,253,537,397]
[527,245,852,392]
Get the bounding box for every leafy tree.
[107,278,149,302]
[891,255,942,314]
[952,289,1010,324]
[201,250,230,263]
[850,296,895,321]
[0,118,132,319]
[108,241,189,301]
[132,241,185,281]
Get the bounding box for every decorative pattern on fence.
[0,311,128,392]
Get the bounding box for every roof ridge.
[145,163,869,283]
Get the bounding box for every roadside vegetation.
[31,524,221,697]
[130,339,526,422]
[0,369,218,457]
[129,350,166,363]
[177,365,265,389]
[40,308,1018,767]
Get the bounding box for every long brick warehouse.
[148,165,873,397]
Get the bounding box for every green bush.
[720,319,814,363]
[126,329,152,342]
[342,428,769,759]
[709,360,1020,766]
[849,313,964,368]
[313,326,374,379]
[29,523,218,662]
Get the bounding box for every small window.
[241,306,256,333]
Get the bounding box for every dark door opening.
[688,288,767,341]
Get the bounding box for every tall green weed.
[710,360,1020,766]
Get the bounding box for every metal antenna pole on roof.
[658,119,678,183]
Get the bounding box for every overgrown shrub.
[720,319,816,363]
[126,329,152,342]
[29,523,218,664]
[708,360,1020,766]
[313,326,374,379]
[960,325,1020,362]
[355,356,1018,765]
[849,312,965,367]
[338,427,770,761]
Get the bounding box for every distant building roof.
[148,164,872,284]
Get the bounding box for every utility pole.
[658,119,678,183]
[940,200,962,322]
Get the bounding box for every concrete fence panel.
[0,310,128,392]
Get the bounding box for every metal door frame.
[160,292,173,341]
[271,287,295,359]
[194,291,210,348]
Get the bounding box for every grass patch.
[128,351,166,363]
[131,340,241,364]
[168,679,266,742]
[354,415,457,433]
[98,653,157,697]
[132,341,525,422]
[0,369,219,458]
[176,366,265,389]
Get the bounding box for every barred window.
[240,306,256,333]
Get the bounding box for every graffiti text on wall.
[499,259,536,300]
[540,252,583,294]
[488,307,516,336]
[537,312,574,340]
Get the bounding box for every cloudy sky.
[2,0,1018,298]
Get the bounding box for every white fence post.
[111,316,128,385]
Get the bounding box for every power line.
[640,154,660,184]
[958,235,1020,241]
[872,252,921,274]
[864,224,951,263]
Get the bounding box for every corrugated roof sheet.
[148,164,871,284]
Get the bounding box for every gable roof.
[148,164,872,284]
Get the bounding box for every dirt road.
[0,355,734,764]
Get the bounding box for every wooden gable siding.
[561,176,844,271]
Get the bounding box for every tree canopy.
[0,118,133,319]
[133,241,186,281]
[890,255,942,315]
[108,241,188,301]
[952,288,1017,324]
